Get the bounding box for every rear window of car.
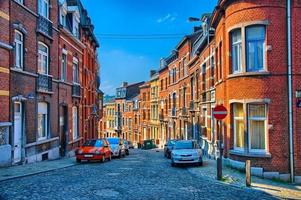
[107,138,119,144]
[174,141,193,149]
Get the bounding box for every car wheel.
[126,150,129,156]
[198,161,203,166]
[118,151,122,158]
[108,154,112,161]
[171,162,175,167]
[100,155,105,163]
[76,158,81,163]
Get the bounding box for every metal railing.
[37,74,52,92]
[72,84,81,97]
[37,15,53,37]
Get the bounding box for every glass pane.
[250,120,265,149]
[234,103,243,117]
[249,104,265,118]
[247,42,255,71]
[15,32,22,41]
[232,29,241,43]
[39,44,47,53]
[38,114,43,138]
[235,119,244,148]
[256,42,264,70]
[246,26,265,40]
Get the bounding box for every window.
[38,0,49,19]
[246,26,265,72]
[61,51,67,81]
[72,106,78,139]
[38,42,49,74]
[38,102,48,140]
[233,103,244,149]
[72,58,79,84]
[60,13,66,26]
[16,0,23,4]
[183,57,187,76]
[248,104,267,151]
[231,29,242,73]
[14,30,23,69]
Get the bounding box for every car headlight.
[78,150,83,154]
[95,150,101,155]
[192,152,198,156]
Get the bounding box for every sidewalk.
[0,157,77,182]
[188,158,301,200]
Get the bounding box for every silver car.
[171,140,203,167]
[107,137,126,158]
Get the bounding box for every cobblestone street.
[0,150,279,200]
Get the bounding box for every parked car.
[171,140,203,167]
[107,137,126,158]
[128,140,134,149]
[164,139,177,159]
[123,140,130,155]
[75,139,112,163]
[142,139,157,150]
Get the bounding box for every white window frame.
[233,103,244,151]
[231,29,242,74]
[247,104,268,153]
[38,102,48,141]
[72,57,79,84]
[38,42,49,75]
[38,0,49,19]
[61,49,67,81]
[14,30,24,69]
[72,106,78,140]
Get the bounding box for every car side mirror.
[104,144,108,148]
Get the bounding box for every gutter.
[287,0,294,183]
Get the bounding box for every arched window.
[14,30,23,69]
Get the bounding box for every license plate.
[84,154,93,158]
[181,158,192,161]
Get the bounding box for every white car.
[107,137,126,158]
[171,140,203,167]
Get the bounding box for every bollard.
[246,160,251,187]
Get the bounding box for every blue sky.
[81,0,217,95]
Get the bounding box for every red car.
[75,139,112,163]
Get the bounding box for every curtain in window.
[38,43,48,74]
[72,107,78,139]
[234,103,244,148]
[246,26,265,72]
[38,102,48,140]
[249,104,266,150]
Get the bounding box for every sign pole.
[217,120,223,180]
[213,105,227,181]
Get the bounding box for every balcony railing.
[37,15,53,38]
[37,74,52,92]
[181,107,188,116]
[189,100,195,111]
[171,108,176,117]
[72,84,81,97]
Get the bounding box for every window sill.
[227,71,271,80]
[229,149,271,158]
[25,137,59,148]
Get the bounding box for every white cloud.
[157,13,177,23]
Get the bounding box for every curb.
[0,163,77,183]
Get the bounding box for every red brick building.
[138,82,151,142]
[8,0,60,164]
[0,0,12,166]
[0,0,100,165]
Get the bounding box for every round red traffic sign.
[213,105,228,120]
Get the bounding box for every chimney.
[150,70,156,77]
[122,82,128,87]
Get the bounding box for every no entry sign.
[213,105,228,120]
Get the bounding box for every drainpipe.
[287,0,294,183]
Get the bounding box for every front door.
[60,106,68,157]
[13,102,22,163]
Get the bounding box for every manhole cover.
[94,189,120,198]
[107,173,120,176]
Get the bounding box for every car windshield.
[107,138,119,144]
[82,140,103,147]
[174,141,194,149]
